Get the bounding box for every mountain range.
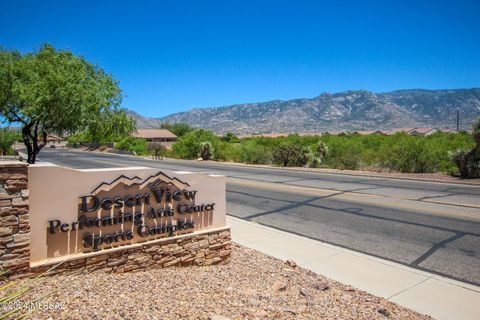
[129,88,480,134]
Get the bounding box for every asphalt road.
[37,148,480,285]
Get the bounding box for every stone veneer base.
[0,162,30,276]
[31,228,232,276]
[1,161,231,278]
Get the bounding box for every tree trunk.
[22,124,34,163]
[21,122,47,164]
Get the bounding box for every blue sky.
[1,0,479,118]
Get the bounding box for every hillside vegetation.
[166,129,475,174]
[68,121,479,177]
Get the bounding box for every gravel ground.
[7,244,433,320]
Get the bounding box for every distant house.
[409,127,439,136]
[386,128,416,135]
[237,133,290,138]
[352,130,386,135]
[133,129,177,142]
[441,128,455,133]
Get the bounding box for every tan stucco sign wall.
[29,163,226,265]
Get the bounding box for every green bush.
[375,132,470,173]
[172,129,221,159]
[168,129,476,174]
[221,132,240,143]
[115,136,148,155]
[0,128,20,155]
[450,117,480,177]
[238,140,271,164]
[272,143,310,167]
[324,138,361,170]
[214,141,239,161]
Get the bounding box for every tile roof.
[133,129,177,139]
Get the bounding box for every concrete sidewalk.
[227,216,480,320]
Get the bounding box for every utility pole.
[456,108,460,132]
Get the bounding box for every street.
[38,148,480,285]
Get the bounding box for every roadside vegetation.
[159,121,479,176]
[0,128,20,155]
[71,119,479,176]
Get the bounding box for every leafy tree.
[0,44,134,163]
[0,127,20,155]
[199,141,213,160]
[160,122,193,138]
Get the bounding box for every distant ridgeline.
[129,88,480,134]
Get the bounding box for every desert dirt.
[6,244,434,320]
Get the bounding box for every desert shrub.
[171,129,221,159]
[199,141,213,160]
[324,138,362,170]
[376,133,471,173]
[307,141,329,168]
[168,127,476,174]
[272,143,310,167]
[299,146,313,166]
[316,141,329,158]
[212,141,239,161]
[0,128,20,155]
[115,136,148,155]
[449,148,470,177]
[377,134,425,172]
[449,117,480,177]
[221,132,240,143]
[309,156,322,168]
[409,139,439,173]
[238,140,272,164]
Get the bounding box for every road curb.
[193,159,480,187]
